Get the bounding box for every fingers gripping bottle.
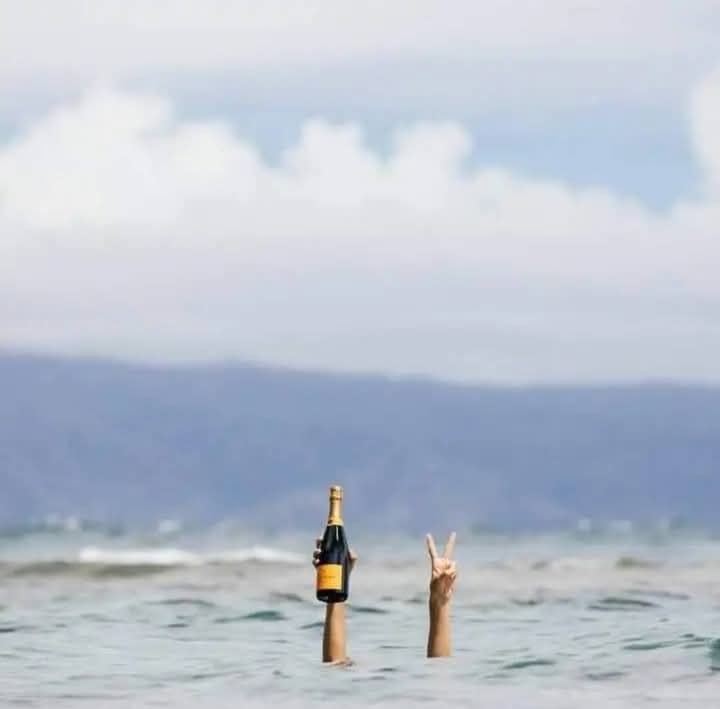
[316,485,350,603]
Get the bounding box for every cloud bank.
[1,70,719,382]
[2,0,717,125]
[2,0,718,81]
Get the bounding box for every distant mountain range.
[1,352,719,530]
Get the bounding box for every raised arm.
[426,532,457,658]
[322,600,347,663]
[313,538,357,663]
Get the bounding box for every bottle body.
[316,486,350,603]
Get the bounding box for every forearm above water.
[323,602,347,663]
[427,599,452,658]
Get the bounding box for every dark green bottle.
[316,485,350,603]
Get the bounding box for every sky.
[1,0,719,383]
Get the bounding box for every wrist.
[429,592,451,613]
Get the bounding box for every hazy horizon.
[6,347,720,390]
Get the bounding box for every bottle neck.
[327,497,343,526]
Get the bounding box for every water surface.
[1,525,718,707]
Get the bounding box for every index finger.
[426,533,438,560]
[443,532,457,559]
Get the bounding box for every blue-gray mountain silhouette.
[1,352,718,529]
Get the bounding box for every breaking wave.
[77,546,305,565]
[0,545,304,579]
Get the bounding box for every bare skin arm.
[322,601,347,663]
[426,532,457,658]
[313,539,358,664]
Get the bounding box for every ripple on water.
[681,633,708,648]
[404,595,425,605]
[300,621,325,630]
[615,556,661,569]
[349,605,389,615]
[585,670,627,681]
[623,640,675,651]
[709,639,720,671]
[502,658,556,670]
[589,596,659,611]
[148,598,218,609]
[511,598,543,607]
[268,592,306,604]
[627,589,691,601]
[0,625,31,634]
[215,610,287,623]
[79,612,121,624]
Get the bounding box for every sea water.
[1,523,719,707]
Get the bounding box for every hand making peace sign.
[426,532,457,605]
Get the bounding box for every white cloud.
[691,69,720,197]
[1,1,718,81]
[0,73,719,383]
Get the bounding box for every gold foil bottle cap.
[327,485,344,525]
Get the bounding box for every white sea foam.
[76,545,303,566]
[204,547,304,565]
[77,546,200,566]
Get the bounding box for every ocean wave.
[521,556,664,572]
[78,545,304,566]
[589,596,660,611]
[78,547,200,566]
[215,610,287,623]
[615,555,662,569]
[0,545,304,578]
[530,557,609,572]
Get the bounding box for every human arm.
[426,532,457,658]
[313,539,358,663]
[322,601,347,663]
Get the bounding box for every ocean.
[1,522,719,708]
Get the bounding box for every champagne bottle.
[316,485,350,603]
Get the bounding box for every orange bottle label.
[316,563,343,591]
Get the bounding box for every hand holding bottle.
[315,485,354,603]
[313,485,356,663]
[313,539,358,573]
